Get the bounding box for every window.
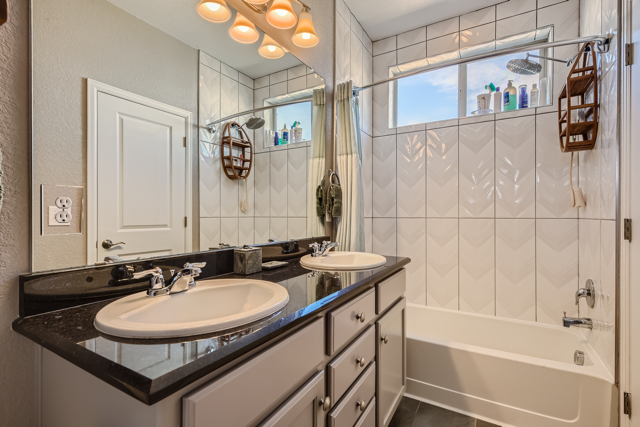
[274,101,312,142]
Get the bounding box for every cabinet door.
[260,370,327,427]
[376,298,406,427]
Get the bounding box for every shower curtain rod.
[352,34,611,95]
[205,99,311,133]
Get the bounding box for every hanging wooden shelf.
[221,122,253,180]
[557,41,599,153]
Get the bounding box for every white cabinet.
[376,298,406,427]
[260,371,328,427]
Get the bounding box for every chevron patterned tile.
[427,218,458,309]
[220,75,238,119]
[221,218,239,247]
[365,217,373,253]
[373,84,395,137]
[255,217,269,244]
[199,64,220,143]
[220,158,239,218]
[398,218,427,305]
[270,150,288,217]
[459,219,495,315]
[496,219,536,321]
[362,132,374,217]
[199,142,221,218]
[373,218,396,256]
[397,131,426,218]
[373,136,397,218]
[335,14,351,84]
[254,153,270,217]
[427,126,458,218]
[199,218,220,251]
[495,116,536,218]
[239,218,254,246]
[287,148,307,217]
[600,67,617,220]
[459,122,495,218]
[270,218,288,242]
[536,219,579,325]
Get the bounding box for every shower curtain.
[335,81,365,252]
[307,88,326,238]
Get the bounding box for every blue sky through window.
[276,102,312,142]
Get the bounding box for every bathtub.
[406,304,616,427]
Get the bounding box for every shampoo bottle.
[294,123,303,142]
[281,124,289,144]
[539,78,548,106]
[494,87,502,112]
[504,80,517,111]
[518,84,528,109]
[530,83,539,107]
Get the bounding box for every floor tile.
[477,420,501,427]
[389,397,420,427]
[411,401,476,426]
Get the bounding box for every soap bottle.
[518,84,528,109]
[290,123,295,143]
[530,83,539,107]
[274,131,279,146]
[494,87,502,112]
[294,123,303,142]
[539,78,548,106]
[504,80,517,111]
[281,124,289,144]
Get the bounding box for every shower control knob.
[356,400,367,412]
[355,313,365,323]
[356,357,366,367]
[381,335,389,344]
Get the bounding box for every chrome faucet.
[133,262,206,297]
[562,312,593,329]
[575,279,596,308]
[309,241,340,257]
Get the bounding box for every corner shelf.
[557,41,599,153]
[221,122,253,180]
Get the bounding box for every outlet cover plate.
[41,185,83,235]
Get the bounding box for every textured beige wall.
[31,0,200,271]
[0,0,37,425]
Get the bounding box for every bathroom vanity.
[14,253,409,427]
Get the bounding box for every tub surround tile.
[199,51,220,71]
[459,219,495,315]
[579,146,601,220]
[373,135,397,217]
[269,150,288,217]
[199,142,221,218]
[427,33,460,57]
[365,217,373,253]
[269,218,288,242]
[362,133,374,217]
[496,11,536,39]
[426,219,458,309]
[460,22,496,49]
[397,42,427,65]
[220,160,239,218]
[255,217,269,243]
[427,17,460,40]
[350,31,363,86]
[497,0,536,19]
[287,218,306,240]
[254,153,270,217]
[373,85,394,137]
[496,219,536,321]
[398,218,427,305]
[600,67,617,220]
[459,122,495,218]
[460,6,496,30]
[536,219,579,325]
[426,127,458,218]
[373,218,397,256]
[397,131,426,218]
[287,148,307,218]
[397,27,427,49]
[373,36,397,56]
[199,218,221,251]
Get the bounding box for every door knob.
[381,335,389,344]
[356,400,367,412]
[102,239,126,249]
[355,312,365,323]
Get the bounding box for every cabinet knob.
[356,400,367,412]
[381,335,389,344]
[356,357,366,367]
[319,397,331,411]
[355,312,365,323]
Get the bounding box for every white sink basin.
[300,252,387,271]
[94,279,289,339]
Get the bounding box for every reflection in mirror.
[31,0,325,272]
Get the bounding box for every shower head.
[506,55,543,75]
[242,116,266,130]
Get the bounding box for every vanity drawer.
[376,269,406,314]
[328,361,375,427]
[327,288,375,355]
[328,326,375,404]
[183,319,324,427]
[354,397,376,427]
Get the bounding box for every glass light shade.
[197,0,231,23]
[244,0,269,4]
[291,9,319,47]
[229,13,259,44]
[258,34,285,59]
[266,0,297,29]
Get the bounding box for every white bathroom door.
[95,91,188,262]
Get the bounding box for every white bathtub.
[406,304,616,427]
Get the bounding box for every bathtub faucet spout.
[562,312,593,329]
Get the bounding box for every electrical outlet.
[55,197,73,209]
[48,206,71,226]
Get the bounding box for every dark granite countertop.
[13,256,410,405]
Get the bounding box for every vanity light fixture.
[197,0,232,23]
[229,13,260,44]
[291,6,318,47]
[258,34,286,59]
[266,0,297,29]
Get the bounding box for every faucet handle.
[184,262,206,269]
[133,267,163,279]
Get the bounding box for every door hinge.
[184,217,188,228]
[624,392,632,416]
[183,137,187,147]
[626,43,633,66]
[625,219,632,241]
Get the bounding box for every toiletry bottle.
[290,123,295,143]
[539,78,548,106]
[281,123,289,144]
[494,87,502,112]
[518,84,528,109]
[274,131,279,146]
[504,80,517,111]
[294,123,303,142]
[530,83,539,107]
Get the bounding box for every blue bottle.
[519,85,528,109]
[274,131,279,146]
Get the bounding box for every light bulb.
[276,9,288,16]
[302,32,310,40]
[206,2,221,11]
[268,45,276,52]
[238,26,249,32]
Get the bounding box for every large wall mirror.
[31,0,326,272]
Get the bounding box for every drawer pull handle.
[356,400,367,412]
[356,357,366,367]
[381,335,389,344]
[319,397,331,411]
[355,312,365,323]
